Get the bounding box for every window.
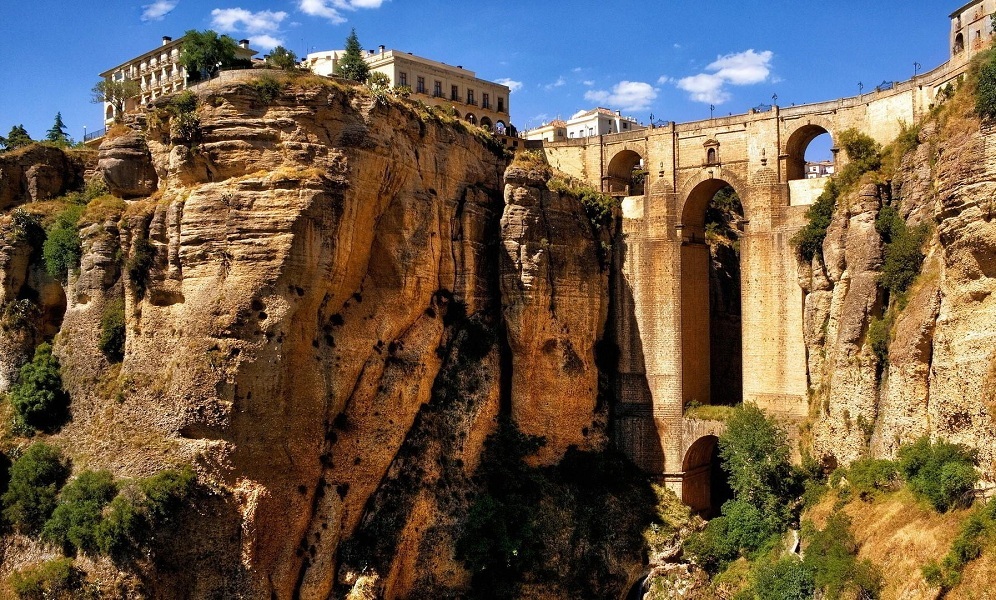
[707,148,718,164]
[623,122,629,130]
[451,85,459,101]
[482,93,490,109]
[467,89,475,105]
[433,80,442,97]
[416,76,426,94]
[498,97,505,113]
[399,71,408,86]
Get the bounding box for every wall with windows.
[951,0,995,62]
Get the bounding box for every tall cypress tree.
[2,125,33,151]
[334,28,370,83]
[45,112,69,144]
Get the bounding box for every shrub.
[126,237,156,299]
[42,205,84,282]
[248,75,283,104]
[867,315,892,366]
[98,297,126,362]
[94,492,146,562]
[3,443,70,534]
[923,500,996,590]
[803,512,882,598]
[847,457,899,500]
[976,50,996,120]
[42,470,118,555]
[10,343,69,432]
[719,404,799,524]
[9,557,85,600]
[898,437,978,511]
[751,557,815,600]
[367,71,391,91]
[139,465,196,527]
[876,204,929,300]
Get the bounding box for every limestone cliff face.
[500,163,609,464]
[0,74,615,598]
[802,118,996,474]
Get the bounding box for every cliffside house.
[98,35,258,126]
[303,47,512,134]
[564,107,646,139]
[951,0,996,62]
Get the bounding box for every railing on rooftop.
[84,127,106,142]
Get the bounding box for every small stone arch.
[677,169,750,234]
[465,113,477,125]
[681,435,730,516]
[783,121,835,182]
[480,116,493,130]
[452,108,461,119]
[105,105,115,121]
[605,148,645,196]
[495,120,507,135]
[955,32,965,54]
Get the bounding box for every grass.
[683,403,738,422]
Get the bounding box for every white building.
[951,0,996,62]
[805,160,835,179]
[524,119,567,142]
[565,107,645,139]
[99,35,258,125]
[304,47,511,133]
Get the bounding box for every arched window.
[466,113,477,125]
[707,147,717,164]
[106,105,114,121]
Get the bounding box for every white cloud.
[211,8,287,33]
[495,78,523,93]
[657,75,674,85]
[298,0,384,23]
[544,76,566,90]
[676,49,774,104]
[141,0,177,21]
[584,81,658,112]
[251,34,285,50]
[582,80,595,86]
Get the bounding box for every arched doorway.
[480,116,493,130]
[680,179,744,408]
[605,149,644,196]
[955,32,965,54]
[495,120,507,135]
[785,124,834,181]
[682,435,732,517]
[465,113,477,125]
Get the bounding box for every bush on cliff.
[975,50,996,120]
[42,470,118,555]
[98,297,126,363]
[10,343,69,432]
[42,205,84,282]
[898,436,978,512]
[2,442,70,534]
[8,557,88,599]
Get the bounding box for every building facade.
[805,160,835,178]
[303,47,512,133]
[563,107,646,139]
[951,0,995,62]
[99,36,257,125]
[524,119,567,142]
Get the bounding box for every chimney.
[239,39,250,49]
[378,45,385,54]
[162,36,172,46]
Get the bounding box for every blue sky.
[1,0,953,158]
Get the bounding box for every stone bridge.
[540,57,969,513]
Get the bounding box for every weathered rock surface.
[500,164,609,463]
[0,144,84,209]
[97,130,158,198]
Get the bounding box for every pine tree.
[334,28,370,83]
[2,125,33,151]
[45,112,69,145]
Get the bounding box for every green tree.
[2,443,70,534]
[334,28,370,83]
[42,470,118,555]
[10,343,70,432]
[91,79,140,122]
[898,437,978,511]
[265,45,298,70]
[42,205,84,283]
[98,297,126,363]
[179,29,240,81]
[977,51,996,120]
[1,125,33,152]
[45,113,69,145]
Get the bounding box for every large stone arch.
[678,174,746,408]
[782,118,836,181]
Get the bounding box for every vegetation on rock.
[8,557,89,600]
[10,343,69,432]
[2,442,70,534]
[42,470,118,555]
[334,28,370,83]
[42,204,84,282]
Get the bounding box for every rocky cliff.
[0,73,632,599]
[801,104,996,479]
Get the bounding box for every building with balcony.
[99,35,257,125]
[804,160,835,179]
[564,107,645,139]
[951,0,995,62]
[303,47,511,133]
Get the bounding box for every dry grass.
[80,195,126,226]
[104,123,134,141]
[683,404,738,422]
[806,488,973,600]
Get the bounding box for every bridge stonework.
[540,58,969,501]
